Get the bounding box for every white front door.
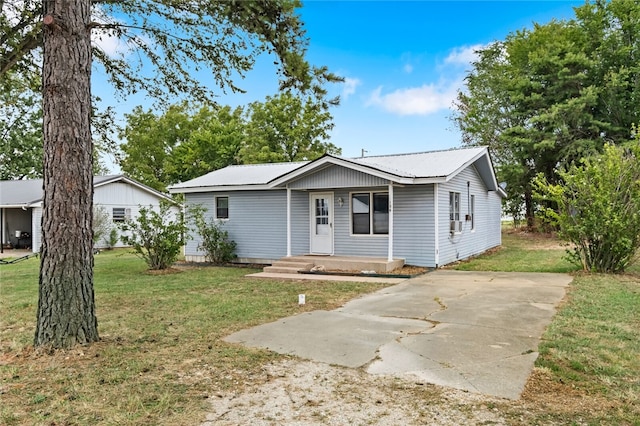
[310,193,333,254]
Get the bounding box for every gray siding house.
[0,175,176,252]
[169,146,506,268]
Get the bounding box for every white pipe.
[387,182,394,262]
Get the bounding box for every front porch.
[263,255,405,275]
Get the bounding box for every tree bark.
[34,0,99,348]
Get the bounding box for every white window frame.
[349,191,389,236]
[215,196,229,220]
[449,192,461,234]
[112,207,131,223]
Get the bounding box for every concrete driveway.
[224,270,572,399]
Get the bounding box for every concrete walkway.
[224,270,572,400]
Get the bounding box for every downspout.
[387,182,394,262]
[434,183,439,267]
[286,185,291,257]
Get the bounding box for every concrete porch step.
[263,260,314,274]
[270,261,315,270]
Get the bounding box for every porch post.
[434,183,439,267]
[388,182,393,261]
[286,186,292,257]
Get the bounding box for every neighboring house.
[169,146,506,268]
[0,175,176,253]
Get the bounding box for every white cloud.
[342,77,361,100]
[444,44,486,66]
[93,32,128,57]
[367,81,459,116]
[403,63,414,74]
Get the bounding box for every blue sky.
[95,0,586,169]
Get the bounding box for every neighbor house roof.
[0,175,174,208]
[169,146,506,196]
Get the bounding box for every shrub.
[190,207,237,264]
[93,205,112,245]
[120,201,186,270]
[536,143,640,273]
[105,228,119,249]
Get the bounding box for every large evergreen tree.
[1,0,340,348]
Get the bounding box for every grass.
[2,235,639,425]
[453,229,577,273]
[530,273,640,424]
[0,250,392,425]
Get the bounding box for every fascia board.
[169,184,275,194]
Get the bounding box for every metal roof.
[350,147,487,178]
[169,146,504,196]
[0,175,173,207]
[0,179,43,206]
[169,161,309,191]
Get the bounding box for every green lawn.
[453,230,577,273]
[0,250,392,425]
[1,235,639,425]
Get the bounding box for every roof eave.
[170,184,276,194]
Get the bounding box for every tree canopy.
[240,92,340,163]
[120,93,340,191]
[452,0,640,227]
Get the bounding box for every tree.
[452,0,640,228]
[0,69,42,180]
[536,142,640,273]
[168,104,245,184]
[2,0,340,348]
[240,92,340,163]
[119,104,194,192]
[34,0,98,348]
[119,102,245,191]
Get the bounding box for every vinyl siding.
[290,190,309,255]
[93,182,176,249]
[288,165,388,189]
[332,188,389,258]
[437,166,502,266]
[393,185,435,266]
[185,190,288,261]
[28,182,173,252]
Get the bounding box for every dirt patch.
[505,229,569,250]
[203,359,508,426]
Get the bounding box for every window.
[449,192,460,221]
[216,196,229,219]
[112,207,130,223]
[470,195,475,230]
[449,192,461,233]
[351,192,388,235]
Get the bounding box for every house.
[0,175,176,253]
[169,146,506,269]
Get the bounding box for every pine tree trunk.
[34,0,99,348]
